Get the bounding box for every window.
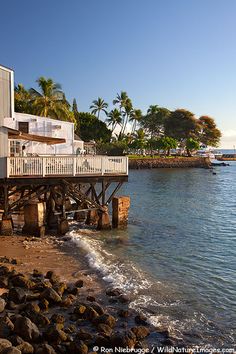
[9,140,21,156]
[18,122,29,133]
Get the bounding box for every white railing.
[7,156,128,178]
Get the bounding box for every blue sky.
[1,0,236,147]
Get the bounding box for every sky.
[1,0,236,148]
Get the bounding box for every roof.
[74,133,83,141]
[6,127,66,145]
[0,64,14,73]
[15,112,74,126]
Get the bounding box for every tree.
[14,84,32,114]
[75,112,111,142]
[141,106,171,138]
[130,109,142,133]
[29,77,71,121]
[106,108,122,132]
[90,97,108,119]
[186,138,200,156]
[164,109,199,142]
[113,91,129,113]
[121,98,133,135]
[129,128,146,149]
[198,116,221,147]
[72,98,80,133]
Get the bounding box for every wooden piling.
[112,196,130,229]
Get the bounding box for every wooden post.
[22,201,46,237]
[112,196,130,229]
[97,205,111,230]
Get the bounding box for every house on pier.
[0,64,129,235]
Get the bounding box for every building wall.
[0,65,14,177]
[5,113,84,155]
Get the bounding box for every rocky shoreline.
[129,157,211,169]
[0,236,183,353]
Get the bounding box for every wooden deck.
[6,155,128,178]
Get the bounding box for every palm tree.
[147,105,159,115]
[130,109,142,134]
[121,98,133,135]
[90,97,108,119]
[29,77,71,121]
[106,108,122,132]
[113,91,129,113]
[15,84,32,113]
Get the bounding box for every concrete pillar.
[0,216,13,236]
[97,206,111,230]
[85,209,99,226]
[22,202,46,237]
[112,196,130,229]
[58,218,69,235]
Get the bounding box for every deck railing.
[7,155,128,178]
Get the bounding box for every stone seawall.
[129,157,211,169]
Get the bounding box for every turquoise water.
[70,162,236,347]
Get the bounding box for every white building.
[4,113,84,156]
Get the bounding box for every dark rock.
[32,269,43,278]
[26,311,50,327]
[0,297,6,312]
[90,303,105,315]
[38,299,49,312]
[45,325,67,344]
[135,314,148,325]
[69,287,80,296]
[10,275,35,289]
[97,323,113,337]
[118,294,130,304]
[45,271,60,285]
[65,324,77,334]
[68,339,88,354]
[94,314,116,328]
[8,287,27,304]
[35,344,57,354]
[14,316,40,342]
[53,282,67,296]
[86,296,95,302]
[0,338,12,351]
[106,288,121,297]
[111,330,136,348]
[118,309,130,318]
[75,280,84,288]
[76,329,93,341]
[41,288,62,304]
[85,306,99,321]
[22,302,40,314]
[32,280,51,292]
[16,341,34,353]
[0,276,9,288]
[0,316,14,338]
[73,304,87,317]
[7,335,24,346]
[6,301,18,311]
[94,335,110,347]
[0,265,12,276]
[60,294,76,308]
[131,326,150,339]
[50,314,65,325]
[1,347,21,354]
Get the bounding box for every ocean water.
[69,161,236,348]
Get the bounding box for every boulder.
[73,304,87,317]
[134,314,148,325]
[38,299,49,312]
[45,325,67,344]
[0,266,12,277]
[1,347,21,354]
[0,339,12,352]
[131,326,150,339]
[111,330,136,348]
[52,282,67,296]
[84,306,99,321]
[0,297,6,312]
[117,309,130,318]
[86,296,95,302]
[97,323,113,337]
[94,314,116,328]
[0,316,14,338]
[76,329,93,341]
[41,288,62,304]
[14,316,40,342]
[75,280,84,288]
[10,275,34,289]
[50,314,65,326]
[8,287,27,304]
[106,288,121,297]
[35,344,57,354]
[0,276,9,288]
[89,303,104,316]
[68,339,88,354]
[16,341,34,353]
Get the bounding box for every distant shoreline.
[128,156,211,169]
